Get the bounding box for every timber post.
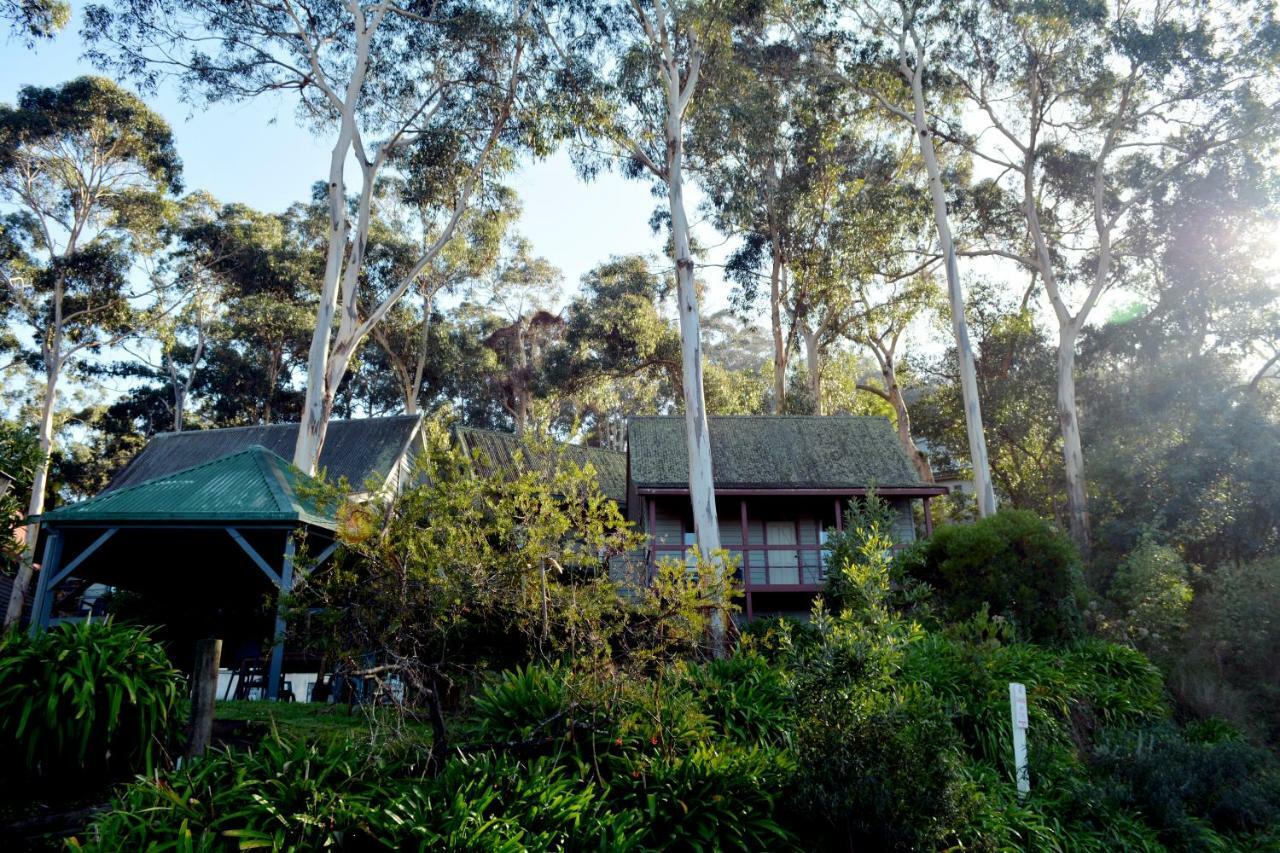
[266,535,297,701]
[187,637,222,758]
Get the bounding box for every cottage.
[26,412,943,696]
[626,416,946,620]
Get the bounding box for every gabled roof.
[455,427,628,506]
[627,415,926,490]
[41,446,337,528]
[106,415,421,493]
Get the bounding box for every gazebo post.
[266,535,297,701]
[28,530,63,635]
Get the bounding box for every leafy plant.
[0,619,181,785]
[899,509,1088,644]
[1106,535,1194,660]
[1091,724,1280,850]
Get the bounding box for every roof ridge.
[69,445,294,510]
[147,414,422,441]
[252,447,299,515]
[456,426,627,455]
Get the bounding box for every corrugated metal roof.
[627,415,925,489]
[41,446,337,528]
[455,427,628,505]
[106,415,421,493]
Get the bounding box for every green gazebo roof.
[39,445,337,529]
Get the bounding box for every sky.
[0,10,735,311]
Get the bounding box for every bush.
[0,619,182,786]
[682,652,793,746]
[1091,724,1280,850]
[1176,555,1280,743]
[1106,536,1194,660]
[900,509,1088,644]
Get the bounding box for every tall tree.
[86,0,558,474]
[691,29,815,411]
[562,0,743,567]
[848,273,940,482]
[557,0,762,652]
[475,237,563,433]
[369,190,518,415]
[0,76,182,626]
[945,0,1280,552]
[841,0,999,516]
[2,0,69,44]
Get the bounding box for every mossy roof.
[106,415,421,493]
[454,427,629,505]
[627,415,924,489]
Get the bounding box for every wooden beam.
[227,527,281,586]
[49,528,117,588]
[28,531,63,635]
[266,535,297,702]
[311,540,339,569]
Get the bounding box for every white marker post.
[1009,682,1030,797]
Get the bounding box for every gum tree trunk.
[905,47,997,517]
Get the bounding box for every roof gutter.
[635,486,949,497]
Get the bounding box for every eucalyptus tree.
[2,0,68,43]
[547,255,681,445]
[554,0,762,578]
[86,0,561,474]
[691,28,825,411]
[836,0,999,516]
[940,0,1280,552]
[0,76,183,626]
[474,237,563,433]
[369,190,518,415]
[848,273,941,482]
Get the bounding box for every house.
[626,416,947,620]
[27,412,942,697]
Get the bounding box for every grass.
[214,700,435,746]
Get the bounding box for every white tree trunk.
[769,247,786,412]
[800,321,822,414]
[294,93,359,474]
[659,41,722,655]
[908,62,997,517]
[5,371,58,627]
[1056,324,1090,553]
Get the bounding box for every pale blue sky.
[1,10,734,309]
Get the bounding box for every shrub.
[466,663,572,742]
[77,733,409,850]
[900,509,1087,644]
[682,652,793,746]
[1106,536,1194,660]
[0,619,182,786]
[610,743,798,851]
[1091,724,1280,850]
[1176,555,1280,744]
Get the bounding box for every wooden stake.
[187,638,222,758]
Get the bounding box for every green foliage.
[901,509,1088,644]
[1091,724,1280,851]
[682,652,792,746]
[1,0,70,43]
[76,732,404,851]
[0,620,181,785]
[466,663,571,743]
[1176,555,1280,743]
[0,418,42,566]
[779,503,968,850]
[1105,535,1194,660]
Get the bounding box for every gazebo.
[30,446,341,700]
